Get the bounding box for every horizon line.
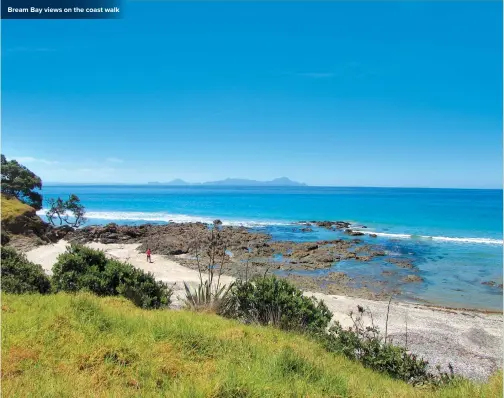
[42,182,503,190]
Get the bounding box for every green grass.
[1,293,502,398]
[1,194,34,222]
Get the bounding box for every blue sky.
[2,1,502,187]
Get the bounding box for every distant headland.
[147,177,307,187]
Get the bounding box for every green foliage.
[4,293,499,397]
[184,280,231,311]
[1,154,43,210]
[220,276,332,333]
[46,194,87,227]
[52,244,172,309]
[2,230,10,245]
[1,246,51,294]
[318,306,459,386]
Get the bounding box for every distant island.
[147,177,306,187]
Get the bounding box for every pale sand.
[26,241,502,381]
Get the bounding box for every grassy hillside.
[1,293,501,398]
[1,194,35,222]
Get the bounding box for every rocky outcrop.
[66,222,400,275]
[1,194,69,249]
[387,258,415,269]
[482,281,503,289]
[403,274,424,283]
[299,221,351,230]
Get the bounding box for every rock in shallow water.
[403,274,424,283]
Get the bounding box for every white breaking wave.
[352,230,503,246]
[36,209,503,245]
[37,209,288,228]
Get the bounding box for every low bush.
[183,280,231,312]
[219,276,332,333]
[52,244,172,309]
[1,246,51,294]
[317,305,459,386]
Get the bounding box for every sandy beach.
[26,240,503,381]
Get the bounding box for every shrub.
[183,280,231,312]
[51,245,108,293]
[219,276,332,333]
[318,305,458,386]
[2,231,10,245]
[1,246,51,294]
[52,244,172,309]
[117,263,172,309]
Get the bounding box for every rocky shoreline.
[61,221,431,301]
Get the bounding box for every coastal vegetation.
[46,194,87,228]
[2,292,502,397]
[1,194,54,248]
[1,242,481,390]
[1,246,51,294]
[51,244,172,309]
[0,155,87,249]
[317,306,457,386]
[0,193,35,223]
[1,154,43,210]
[1,243,172,309]
[220,276,333,333]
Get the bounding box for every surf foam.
[37,209,288,228]
[353,230,503,245]
[37,210,502,245]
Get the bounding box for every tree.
[1,155,43,210]
[46,194,87,228]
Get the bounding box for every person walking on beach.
[146,248,152,263]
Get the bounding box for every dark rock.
[344,229,364,237]
[369,234,378,238]
[403,275,424,283]
[309,221,351,230]
[310,252,335,263]
[298,243,318,251]
[387,258,415,269]
[104,223,119,232]
[343,252,357,259]
[326,272,348,281]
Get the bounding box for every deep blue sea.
[40,185,503,311]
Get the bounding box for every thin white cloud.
[106,157,123,163]
[13,156,59,165]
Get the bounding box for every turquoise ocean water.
[40,185,503,311]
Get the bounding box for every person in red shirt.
[146,248,152,263]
